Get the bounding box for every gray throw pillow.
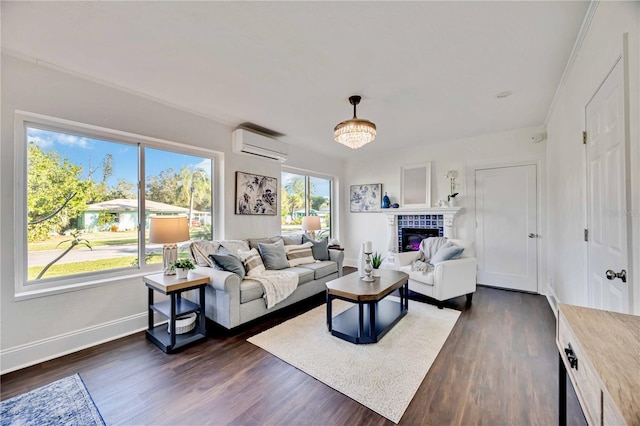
[430,246,464,264]
[209,253,246,279]
[258,239,289,270]
[302,234,329,261]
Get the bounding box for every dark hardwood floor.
[1,268,585,425]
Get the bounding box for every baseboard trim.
[0,312,148,375]
[545,283,559,319]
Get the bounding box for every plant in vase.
[171,258,195,279]
[371,252,383,276]
[446,170,459,206]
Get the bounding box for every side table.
[143,272,208,353]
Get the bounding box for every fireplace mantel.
[379,207,463,254]
[379,207,461,217]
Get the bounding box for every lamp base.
[162,243,178,276]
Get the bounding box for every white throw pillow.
[238,248,266,276]
[285,242,316,267]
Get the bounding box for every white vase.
[176,268,188,279]
[373,268,381,277]
[449,197,456,207]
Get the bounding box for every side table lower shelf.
[146,325,206,354]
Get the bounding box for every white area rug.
[247,297,460,423]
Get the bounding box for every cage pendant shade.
[334,95,377,149]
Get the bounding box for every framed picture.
[235,171,278,215]
[350,183,382,212]
[401,163,431,207]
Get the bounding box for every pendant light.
[334,95,377,149]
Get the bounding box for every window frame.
[281,167,334,238]
[14,111,219,300]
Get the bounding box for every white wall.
[0,54,344,372]
[342,126,546,267]
[546,1,639,313]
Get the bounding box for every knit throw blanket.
[250,270,299,309]
[411,237,450,273]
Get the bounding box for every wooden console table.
[557,303,640,425]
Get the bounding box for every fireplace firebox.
[401,228,441,252]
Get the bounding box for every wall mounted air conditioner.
[232,128,288,162]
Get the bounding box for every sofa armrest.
[394,251,419,268]
[193,266,241,294]
[433,257,477,301]
[329,249,345,276]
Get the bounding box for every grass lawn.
[28,254,162,280]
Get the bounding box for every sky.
[28,127,211,188]
[28,126,329,199]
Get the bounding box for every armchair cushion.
[431,246,464,264]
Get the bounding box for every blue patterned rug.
[0,374,105,426]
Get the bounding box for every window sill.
[14,267,163,302]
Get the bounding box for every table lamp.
[301,216,321,239]
[149,216,190,275]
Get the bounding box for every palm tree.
[177,165,211,226]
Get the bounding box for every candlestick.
[362,252,375,282]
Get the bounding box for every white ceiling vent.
[232,128,288,162]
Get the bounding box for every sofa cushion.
[431,245,464,264]
[240,278,264,304]
[190,241,220,267]
[284,267,315,285]
[258,240,289,270]
[282,234,303,246]
[239,248,266,276]
[400,265,434,285]
[285,242,316,266]
[248,236,282,250]
[299,261,338,279]
[302,235,329,261]
[219,240,250,255]
[209,253,245,280]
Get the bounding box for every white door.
[586,58,629,314]
[476,165,538,292]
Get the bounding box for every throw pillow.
[208,253,246,279]
[285,242,316,267]
[247,236,282,250]
[430,245,464,264]
[258,239,289,270]
[302,234,329,261]
[238,248,266,276]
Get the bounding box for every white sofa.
[393,239,477,308]
[184,237,344,329]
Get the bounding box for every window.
[16,112,215,296]
[281,170,332,238]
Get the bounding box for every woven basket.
[168,313,196,335]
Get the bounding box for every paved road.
[28,244,164,267]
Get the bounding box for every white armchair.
[393,239,477,308]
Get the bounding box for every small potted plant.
[371,252,383,277]
[171,258,195,279]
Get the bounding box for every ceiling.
[1,1,590,159]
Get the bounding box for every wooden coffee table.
[326,269,409,344]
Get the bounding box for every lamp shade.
[301,216,321,232]
[149,216,190,243]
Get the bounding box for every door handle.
[606,269,627,283]
[528,233,536,238]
